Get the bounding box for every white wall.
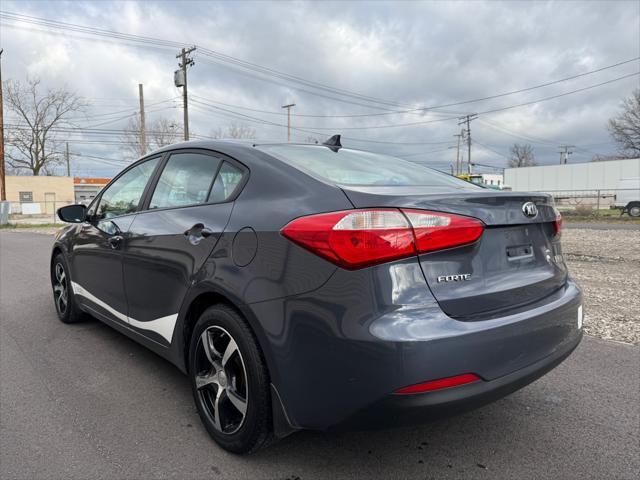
[504,158,640,192]
[480,173,504,187]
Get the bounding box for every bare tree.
[150,118,183,148]
[608,89,640,158]
[591,153,619,162]
[4,78,86,175]
[120,117,183,159]
[508,143,537,168]
[211,122,256,139]
[120,117,149,159]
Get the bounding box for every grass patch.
[561,209,640,223]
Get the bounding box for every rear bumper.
[247,260,583,431]
[335,328,581,430]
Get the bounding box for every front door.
[122,151,245,345]
[70,156,161,325]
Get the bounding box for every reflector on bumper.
[393,373,481,395]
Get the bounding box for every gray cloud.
[1,0,638,176]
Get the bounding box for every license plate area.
[506,244,534,261]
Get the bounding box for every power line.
[473,140,510,160]
[2,11,638,116]
[192,71,639,133]
[192,57,640,118]
[291,72,640,131]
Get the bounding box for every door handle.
[184,223,213,238]
[108,235,124,249]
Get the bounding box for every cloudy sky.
[1,0,639,177]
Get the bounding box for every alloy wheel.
[53,263,68,315]
[194,326,249,435]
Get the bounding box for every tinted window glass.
[96,157,159,219]
[257,145,479,189]
[208,162,244,202]
[150,153,221,209]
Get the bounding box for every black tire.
[189,305,273,454]
[50,253,87,324]
[627,202,640,218]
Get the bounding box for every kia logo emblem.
[522,202,538,218]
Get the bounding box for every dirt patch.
[562,228,640,344]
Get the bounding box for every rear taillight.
[394,373,481,395]
[553,209,562,236]
[281,209,484,269]
[403,209,485,253]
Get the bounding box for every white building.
[504,158,640,192]
[479,173,505,189]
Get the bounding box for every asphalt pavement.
[1,231,638,480]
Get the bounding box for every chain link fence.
[541,188,640,216]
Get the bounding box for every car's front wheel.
[189,305,272,454]
[51,253,87,324]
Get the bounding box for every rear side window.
[208,162,244,202]
[150,153,221,209]
[257,145,479,189]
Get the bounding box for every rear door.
[122,150,246,345]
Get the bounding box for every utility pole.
[65,142,71,177]
[175,46,196,141]
[281,103,296,142]
[458,114,478,174]
[558,145,574,164]
[453,132,463,176]
[138,83,146,155]
[0,48,5,201]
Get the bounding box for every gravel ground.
[562,228,640,345]
[3,224,638,345]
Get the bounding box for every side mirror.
[57,204,87,223]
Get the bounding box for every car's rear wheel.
[189,305,272,454]
[51,253,86,324]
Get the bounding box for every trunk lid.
[341,186,568,319]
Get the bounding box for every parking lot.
[1,227,639,480]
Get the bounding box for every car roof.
[151,139,325,156]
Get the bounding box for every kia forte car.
[52,137,583,453]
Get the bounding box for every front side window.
[96,157,160,219]
[149,153,221,209]
[256,145,480,189]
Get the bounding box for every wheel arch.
[177,289,273,379]
[50,244,67,276]
[51,244,64,262]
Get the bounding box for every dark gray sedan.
[52,138,582,453]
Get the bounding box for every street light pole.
[281,103,295,142]
[0,48,6,201]
[139,83,146,155]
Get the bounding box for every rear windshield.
[257,144,479,189]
